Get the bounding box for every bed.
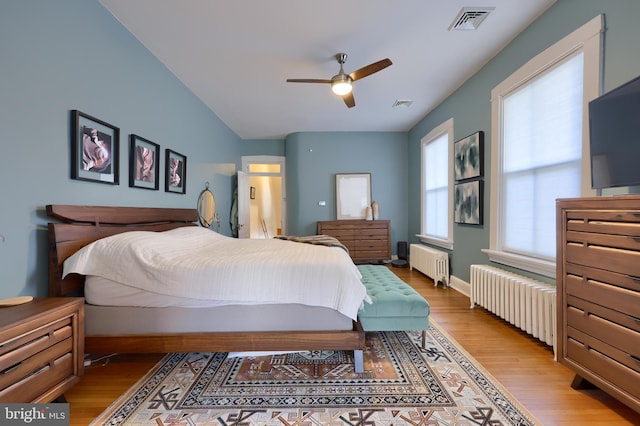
[46,205,367,371]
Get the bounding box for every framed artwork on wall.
[454,179,483,225]
[454,131,483,181]
[129,134,160,190]
[165,149,186,194]
[71,110,119,185]
[336,173,371,220]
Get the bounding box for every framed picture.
[336,173,371,220]
[454,131,483,181]
[454,179,483,225]
[165,149,186,194]
[71,110,119,184]
[129,134,160,190]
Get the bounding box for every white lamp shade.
[332,81,352,95]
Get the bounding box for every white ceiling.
[100,0,556,140]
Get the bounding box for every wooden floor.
[64,266,639,425]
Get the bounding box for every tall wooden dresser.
[556,195,640,413]
[317,220,391,263]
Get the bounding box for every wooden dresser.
[0,297,84,402]
[556,195,640,413]
[317,220,391,263]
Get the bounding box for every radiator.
[409,244,450,286]
[470,264,556,356]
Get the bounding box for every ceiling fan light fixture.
[331,74,352,95]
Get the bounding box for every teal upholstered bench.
[357,265,430,347]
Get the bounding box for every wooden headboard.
[47,205,198,297]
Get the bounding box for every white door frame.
[236,171,250,238]
[240,155,287,237]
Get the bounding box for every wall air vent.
[449,7,495,31]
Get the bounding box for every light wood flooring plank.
[64,266,639,425]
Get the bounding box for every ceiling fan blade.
[343,92,355,108]
[286,78,332,84]
[349,58,392,81]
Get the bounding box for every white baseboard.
[449,275,470,298]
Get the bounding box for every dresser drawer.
[355,240,389,251]
[352,250,389,261]
[318,223,357,232]
[565,209,640,236]
[565,231,640,277]
[319,229,355,241]
[357,228,390,239]
[356,221,390,230]
[567,332,640,400]
[566,298,639,356]
[564,263,640,318]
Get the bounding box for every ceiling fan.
[286,53,392,108]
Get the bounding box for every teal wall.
[0,0,241,298]
[408,0,640,282]
[239,140,285,157]
[286,132,408,246]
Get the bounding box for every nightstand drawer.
[0,318,72,370]
[0,352,74,403]
[0,339,73,394]
[0,298,84,402]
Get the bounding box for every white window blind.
[501,53,583,259]
[419,118,453,249]
[424,133,449,239]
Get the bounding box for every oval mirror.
[197,183,216,227]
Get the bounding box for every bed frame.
[46,205,366,369]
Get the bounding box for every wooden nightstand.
[0,297,84,402]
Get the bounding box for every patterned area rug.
[91,321,539,425]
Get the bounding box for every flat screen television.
[589,74,640,190]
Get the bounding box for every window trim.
[485,15,603,278]
[417,118,454,250]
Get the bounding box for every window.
[487,16,603,277]
[419,118,454,249]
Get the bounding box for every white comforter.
[63,227,369,320]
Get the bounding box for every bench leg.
[353,350,364,373]
[421,330,426,349]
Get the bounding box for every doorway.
[238,156,286,239]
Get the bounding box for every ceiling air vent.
[392,99,413,108]
[449,7,495,31]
